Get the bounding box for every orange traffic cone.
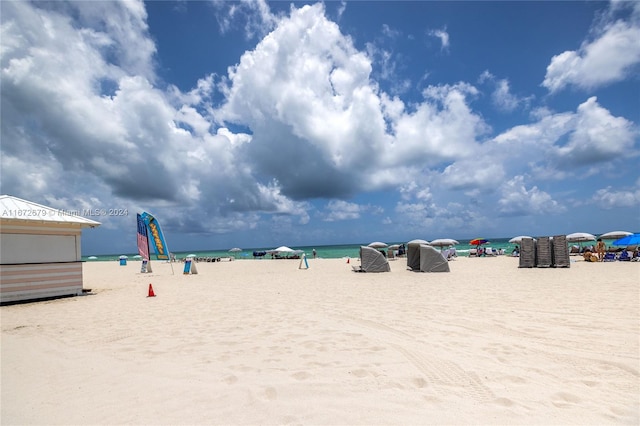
[147,283,156,297]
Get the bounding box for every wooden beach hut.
[0,195,100,304]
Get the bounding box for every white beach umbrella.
[367,242,388,248]
[88,256,98,260]
[273,246,294,252]
[598,231,632,240]
[566,232,596,242]
[429,238,459,247]
[508,236,535,244]
[407,239,430,246]
[229,247,242,252]
[186,254,197,258]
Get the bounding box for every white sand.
[1,257,639,425]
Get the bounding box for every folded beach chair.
[552,235,570,268]
[442,248,457,260]
[618,250,631,261]
[536,237,552,268]
[603,252,616,262]
[519,238,536,268]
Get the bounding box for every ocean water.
[83,238,518,261]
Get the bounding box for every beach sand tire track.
[391,343,496,403]
[335,313,496,403]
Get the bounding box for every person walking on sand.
[595,238,606,262]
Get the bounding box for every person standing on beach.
[595,238,606,262]
[312,248,317,259]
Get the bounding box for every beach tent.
[272,246,294,252]
[419,245,450,272]
[268,246,303,258]
[358,246,390,272]
[0,195,100,304]
[406,239,429,271]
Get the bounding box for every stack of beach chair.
[519,237,536,268]
[536,237,552,267]
[552,235,570,268]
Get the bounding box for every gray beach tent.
[419,245,450,272]
[357,246,390,272]
[406,239,429,271]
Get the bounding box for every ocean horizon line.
[84,236,544,259]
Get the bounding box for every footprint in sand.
[502,375,527,384]
[292,371,312,380]
[222,375,238,385]
[411,377,428,388]
[551,391,581,408]
[492,397,515,407]
[264,386,277,400]
[349,369,369,378]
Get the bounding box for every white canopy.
[429,238,459,247]
[566,232,596,242]
[367,242,388,248]
[509,236,536,244]
[598,231,632,240]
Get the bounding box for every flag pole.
[146,230,152,272]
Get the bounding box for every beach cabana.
[355,246,390,272]
[406,239,429,271]
[0,195,100,304]
[418,245,450,272]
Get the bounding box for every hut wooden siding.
[0,262,83,303]
[0,196,100,304]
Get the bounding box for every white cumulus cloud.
[542,3,640,93]
[497,176,565,216]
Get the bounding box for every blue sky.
[1,1,639,255]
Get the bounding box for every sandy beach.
[1,256,638,425]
